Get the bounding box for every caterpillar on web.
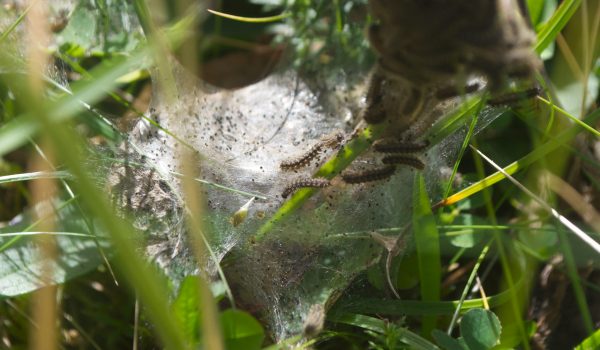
[280,132,345,170]
[381,155,425,170]
[373,140,429,154]
[488,87,541,106]
[281,178,331,198]
[341,165,396,184]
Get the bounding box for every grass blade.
[535,0,582,53]
[413,173,441,336]
[437,106,600,209]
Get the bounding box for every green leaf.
[0,201,108,297]
[431,329,468,350]
[447,215,487,248]
[220,309,265,350]
[460,309,502,350]
[575,327,600,350]
[413,173,441,335]
[57,5,98,54]
[172,276,202,345]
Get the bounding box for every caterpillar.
[281,178,331,198]
[373,140,429,154]
[280,132,344,170]
[487,87,541,106]
[341,165,397,184]
[381,155,425,171]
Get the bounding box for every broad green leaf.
[460,309,502,350]
[172,276,202,345]
[0,201,108,297]
[220,309,265,350]
[575,328,600,350]
[447,215,487,248]
[57,5,98,54]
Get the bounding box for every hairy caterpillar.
[373,140,429,154]
[381,155,425,171]
[341,165,397,184]
[281,178,331,198]
[280,132,345,170]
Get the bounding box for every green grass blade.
[575,328,600,350]
[0,171,71,184]
[0,0,34,44]
[413,173,441,336]
[207,9,291,23]
[535,0,582,53]
[437,106,600,208]
[332,290,513,316]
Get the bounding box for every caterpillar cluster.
[277,0,540,199]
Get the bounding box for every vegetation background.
[0,0,598,349]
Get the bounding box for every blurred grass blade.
[207,9,291,23]
[37,113,188,348]
[0,50,147,157]
[535,0,582,53]
[0,231,97,238]
[413,173,441,336]
[437,106,600,209]
[0,171,71,184]
[0,0,35,43]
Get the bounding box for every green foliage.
[220,309,265,350]
[432,309,502,350]
[172,277,265,348]
[172,276,202,344]
[0,0,598,348]
[0,199,109,297]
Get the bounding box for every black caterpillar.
[381,155,425,171]
[373,141,429,154]
[280,132,344,170]
[341,165,397,184]
[281,178,331,198]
